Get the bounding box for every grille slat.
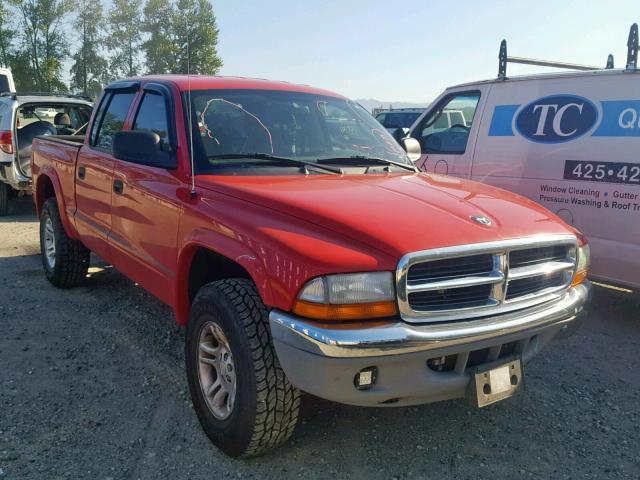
[407,254,494,284]
[506,272,565,300]
[400,238,576,322]
[509,245,568,268]
[409,284,493,311]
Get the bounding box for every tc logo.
[515,95,598,143]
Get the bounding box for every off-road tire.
[0,182,8,216]
[40,198,90,287]
[186,278,301,458]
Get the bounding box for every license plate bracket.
[468,356,523,408]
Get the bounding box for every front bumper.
[269,283,590,406]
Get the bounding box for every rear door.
[109,82,181,303]
[74,86,137,258]
[471,72,640,287]
[411,87,489,177]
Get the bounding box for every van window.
[415,92,480,154]
[94,92,135,151]
[133,92,169,149]
[16,104,92,134]
[0,76,9,93]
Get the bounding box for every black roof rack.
[498,22,639,79]
[0,91,93,101]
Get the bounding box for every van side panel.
[471,72,640,288]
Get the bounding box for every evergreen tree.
[143,0,222,75]
[70,0,109,97]
[142,0,178,74]
[107,0,143,78]
[173,0,222,75]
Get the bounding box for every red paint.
[31,76,581,326]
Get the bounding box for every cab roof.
[110,75,347,99]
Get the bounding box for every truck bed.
[36,134,86,146]
[32,135,86,224]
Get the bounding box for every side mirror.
[400,137,421,163]
[112,131,176,169]
[392,127,410,143]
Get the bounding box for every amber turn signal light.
[571,269,588,287]
[292,299,398,321]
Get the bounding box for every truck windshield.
[186,89,413,173]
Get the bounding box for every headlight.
[572,241,590,287]
[293,272,397,320]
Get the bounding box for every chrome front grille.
[396,235,577,323]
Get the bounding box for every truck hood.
[196,172,574,258]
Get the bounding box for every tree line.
[0,0,222,98]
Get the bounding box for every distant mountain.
[356,98,430,114]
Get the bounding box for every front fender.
[174,228,273,326]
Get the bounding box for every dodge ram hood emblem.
[471,215,492,226]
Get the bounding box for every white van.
[0,68,15,93]
[407,24,640,288]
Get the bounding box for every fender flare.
[174,228,274,326]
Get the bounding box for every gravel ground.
[1,196,639,480]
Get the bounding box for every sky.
[211,0,637,102]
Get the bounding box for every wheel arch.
[35,171,77,239]
[175,239,274,326]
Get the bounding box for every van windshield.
[187,89,412,174]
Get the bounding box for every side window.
[94,92,135,151]
[133,92,170,149]
[89,94,110,145]
[415,92,480,154]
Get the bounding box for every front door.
[412,90,484,178]
[109,86,181,303]
[74,91,136,258]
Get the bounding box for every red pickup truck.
[31,75,591,457]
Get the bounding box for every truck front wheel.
[40,198,90,287]
[186,279,301,458]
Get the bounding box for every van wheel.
[186,278,301,458]
[0,182,8,216]
[40,198,90,287]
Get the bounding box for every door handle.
[113,179,124,194]
[78,166,86,180]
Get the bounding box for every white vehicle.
[35,107,58,118]
[0,93,93,215]
[0,68,15,93]
[406,23,640,289]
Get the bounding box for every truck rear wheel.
[186,278,301,458]
[40,198,90,287]
[0,182,8,216]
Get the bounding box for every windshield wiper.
[208,153,342,174]
[316,155,417,172]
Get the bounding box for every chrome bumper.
[269,283,590,359]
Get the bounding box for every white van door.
[411,86,489,177]
[471,71,640,288]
